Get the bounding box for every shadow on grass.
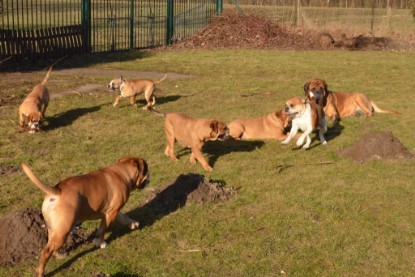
[1,51,155,73]
[204,139,265,167]
[135,95,181,107]
[43,105,103,131]
[105,174,205,245]
[45,247,97,277]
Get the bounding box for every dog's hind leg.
[36,231,69,277]
[95,210,118,249]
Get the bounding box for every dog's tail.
[148,106,166,117]
[22,163,60,196]
[371,101,400,115]
[153,73,168,84]
[41,56,67,86]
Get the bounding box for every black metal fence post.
[81,0,91,52]
[130,0,134,49]
[166,0,174,45]
[217,0,223,14]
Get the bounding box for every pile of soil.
[0,208,90,266]
[339,131,415,162]
[143,174,236,212]
[169,10,412,51]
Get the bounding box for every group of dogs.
[17,62,399,276]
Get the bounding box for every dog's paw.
[322,141,327,145]
[95,239,108,249]
[130,221,139,230]
[204,166,213,172]
[302,144,310,149]
[281,140,289,145]
[142,106,148,110]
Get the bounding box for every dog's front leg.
[298,128,313,148]
[116,212,139,230]
[282,125,298,145]
[191,147,213,172]
[113,95,122,107]
[95,211,118,248]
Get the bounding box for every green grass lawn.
[1,49,415,276]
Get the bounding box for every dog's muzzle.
[28,121,39,129]
[218,127,230,141]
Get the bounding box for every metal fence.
[0,0,220,61]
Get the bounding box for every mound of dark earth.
[0,208,89,266]
[143,174,236,212]
[339,131,415,162]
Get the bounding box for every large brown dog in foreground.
[304,78,399,121]
[227,110,290,140]
[151,109,229,172]
[107,74,167,109]
[22,157,150,277]
[18,66,53,132]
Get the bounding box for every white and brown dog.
[22,157,150,277]
[304,78,400,121]
[107,74,167,109]
[18,66,53,133]
[282,96,327,149]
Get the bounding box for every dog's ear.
[120,75,125,83]
[322,79,328,94]
[209,120,219,137]
[303,82,310,95]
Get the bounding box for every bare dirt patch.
[143,174,236,212]
[168,10,414,51]
[339,131,415,162]
[0,208,90,266]
[0,165,21,175]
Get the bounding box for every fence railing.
[0,0,221,61]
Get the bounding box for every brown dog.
[22,157,150,277]
[227,110,290,140]
[18,66,53,132]
[107,73,167,109]
[304,78,399,121]
[151,109,229,172]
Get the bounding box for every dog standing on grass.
[150,108,229,172]
[282,96,327,149]
[107,74,167,109]
[22,157,150,277]
[18,67,53,133]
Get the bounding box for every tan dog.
[22,157,150,277]
[150,109,229,172]
[18,66,53,132]
[107,74,167,109]
[227,109,290,140]
[282,97,327,149]
[304,78,399,121]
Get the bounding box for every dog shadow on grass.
[204,139,265,168]
[43,105,102,131]
[136,94,181,106]
[105,174,206,244]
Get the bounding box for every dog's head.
[275,109,291,129]
[107,76,125,91]
[117,157,150,189]
[284,97,306,119]
[26,112,43,132]
[207,119,230,141]
[303,79,328,106]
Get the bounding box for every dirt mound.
[168,11,412,51]
[339,131,415,162]
[143,174,236,212]
[0,208,90,266]
[171,10,323,50]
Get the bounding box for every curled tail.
[154,73,168,84]
[148,106,166,117]
[22,163,60,196]
[371,101,400,115]
[41,56,67,86]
